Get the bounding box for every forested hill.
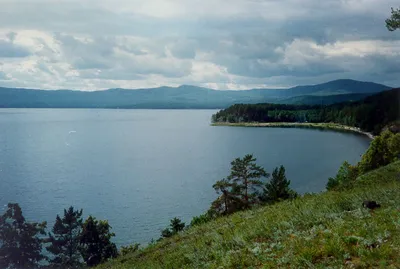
[0,79,391,108]
[212,88,400,134]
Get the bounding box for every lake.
[0,109,370,246]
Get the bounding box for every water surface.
[0,109,370,246]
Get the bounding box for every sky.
[0,0,399,91]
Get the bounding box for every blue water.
[0,109,370,246]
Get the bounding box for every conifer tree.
[262,165,297,203]
[386,7,400,31]
[80,216,118,267]
[160,217,185,239]
[46,206,83,268]
[0,203,47,269]
[227,154,268,206]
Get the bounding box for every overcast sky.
[0,0,399,90]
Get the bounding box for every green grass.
[98,161,400,269]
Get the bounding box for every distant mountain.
[280,93,373,105]
[0,79,392,109]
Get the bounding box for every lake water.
[0,109,370,246]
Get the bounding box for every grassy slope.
[99,162,400,269]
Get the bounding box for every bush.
[326,161,359,191]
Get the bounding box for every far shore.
[212,122,375,139]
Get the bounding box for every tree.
[160,217,185,239]
[326,161,359,191]
[190,212,212,227]
[262,166,297,203]
[386,7,400,31]
[212,179,236,215]
[80,216,118,267]
[358,130,400,173]
[46,206,83,268]
[170,217,185,233]
[0,203,47,269]
[227,154,268,206]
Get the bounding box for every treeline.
[0,206,117,268]
[212,88,400,134]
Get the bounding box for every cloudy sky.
[0,0,399,90]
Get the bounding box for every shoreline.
[212,122,375,139]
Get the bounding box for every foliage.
[261,165,298,203]
[80,216,118,267]
[212,88,400,135]
[210,154,269,216]
[358,130,400,173]
[326,161,359,191]
[190,213,213,227]
[0,203,47,269]
[96,161,400,269]
[46,206,83,268]
[386,7,400,31]
[120,244,140,256]
[227,154,269,206]
[160,217,186,239]
[327,130,400,191]
[211,179,243,216]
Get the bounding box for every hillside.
[212,88,400,134]
[0,79,391,109]
[280,92,372,105]
[98,161,400,268]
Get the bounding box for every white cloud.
[0,0,399,90]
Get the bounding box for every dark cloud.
[0,0,399,89]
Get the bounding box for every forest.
[212,88,400,135]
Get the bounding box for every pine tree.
[227,154,268,206]
[386,7,400,31]
[80,216,118,267]
[46,206,83,268]
[170,217,185,233]
[0,203,47,269]
[211,179,243,215]
[212,179,232,215]
[160,217,185,239]
[262,166,297,204]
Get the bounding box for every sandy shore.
[212,122,375,139]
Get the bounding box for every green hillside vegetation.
[97,161,400,269]
[212,88,400,135]
[95,129,400,269]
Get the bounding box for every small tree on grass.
[262,165,297,203]
[210,178,246,216]
[227,154,268,207]
[160,217,185,239]
[326,161,359,191]
[46,206,83,268]
[80,216,118,267]
[0,203,47,269]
